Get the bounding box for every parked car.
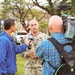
[15,31,27,45]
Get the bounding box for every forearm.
[16,44,27,54]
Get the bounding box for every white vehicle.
[15,31,27,45]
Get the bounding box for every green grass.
[16,54,25,75]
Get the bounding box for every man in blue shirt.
[0,18,30,75]
[36,15,72,75]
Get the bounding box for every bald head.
[48,15,63,33]
[29,19,39,26]
[29,19,39,33]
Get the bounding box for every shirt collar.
[51,32,64,38]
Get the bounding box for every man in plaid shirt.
[36,15,72,75]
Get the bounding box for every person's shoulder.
[39,39,49,45]
[40,32,46,35]
[23,33,31,42]
[39,32,48,37]
[0,35,8,44]
[0,34,7,39]
[24,33,30,38]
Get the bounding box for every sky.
[0,0,3,2]
[0,0,62,4]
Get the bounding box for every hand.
[26,50,37,58]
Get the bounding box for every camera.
[56,4,72,10]
[57,4,75,41]
[64,17,75,40]
[61,14,68,33]
[61,14,75,40]
[62,15,75,41]
[28,34,34,49]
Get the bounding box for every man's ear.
[10,25,13,30]
[10,25,12,29]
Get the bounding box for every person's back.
[36,15,72,75]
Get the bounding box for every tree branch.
[47,0,53,7]
[24,4,34,18]
[12,9,20,18]
[32,0,54,15]
[38,14,46,21]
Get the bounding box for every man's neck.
[32,31,40,37]
[4,30,12,36]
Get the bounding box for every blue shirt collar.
[51,32,64,38]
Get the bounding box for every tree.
[0,0,35,32]
[1,0,74,34]
[71,0,75,15]
[0,0,48,32]
[32,0,74,16]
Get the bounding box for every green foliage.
[28,9,44,20]
[39,21,48,33]
[0,0,74,32]
[16,54,25,75]
[70,0,75,15]
[0,0,27,19]
[0,1,11,19]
